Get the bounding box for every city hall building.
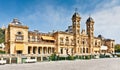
[4,11,115,57]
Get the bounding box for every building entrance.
[17,50,22,54]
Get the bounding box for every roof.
[54,31,73,35]
[11,18,22,25]
[41,36,55,41]
[105,39,115,41]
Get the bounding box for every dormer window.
[11,18,22,25]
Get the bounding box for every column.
[9,57,12,64]
[82,47,83,54]
[36,47,38,54]
[41,56,43,61]
[17,57,21,64]
[42,47,43,54]
[85,47,86,54]
[30,47,33,54]
[51,47,52,54]
[46,47,48,54]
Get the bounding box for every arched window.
[66,37,69,41]
[65,37,69,45]
[83,48,85,53]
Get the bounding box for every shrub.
[116,54,120,57]
[49,53,57,61]
[59,57,66,60]
[100,54,105,58]
[85,55,91,59]
[0,50,6,54]
[78,55,91,59]
[105,55,110,58]
[66,55,74,60]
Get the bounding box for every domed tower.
[72,9,81,54]
[5,18,29,54]
[72,11,81,35]
[86,16,94,37]
[86,16,94,53]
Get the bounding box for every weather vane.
[89,13,91,17]
[75,8,78,12]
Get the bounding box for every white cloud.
[22,4,72,32]
[21,0,120,43]
[92,0,120,43]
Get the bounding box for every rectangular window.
[32,36,35,42]
[60,38,64,43]
[16,35,23,40]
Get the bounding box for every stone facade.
[4,12,115,56]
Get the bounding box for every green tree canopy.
[115,44,120,52]
[0,28,5,43]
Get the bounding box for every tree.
[115,44,120,52]
[0,28,5,43]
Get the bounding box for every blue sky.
[0,0,120,44]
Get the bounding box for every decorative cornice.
[8,24,29,29]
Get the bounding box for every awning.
[16,44,24,50]
[41,36,55,41]
[100,45,108,50]
[94,48,99,51]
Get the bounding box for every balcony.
[29,41,55,45]
[71,43,74,46]
[15,39,23,42]
[65,42,69,46]
[60,42,64,45]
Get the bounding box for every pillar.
[36,47,38,54]
[30,47,33,54]
[46,47,48,54]
[9,57,12,64]
[85,47,86,54]
[17,57,21,64]
[41,56,43,61]
[51,47,52,54]
[42,47,43,54]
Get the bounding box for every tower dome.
[11,18,22,25]
[86,16,94,23]
[72,8,81,21]
[72,12,80,19]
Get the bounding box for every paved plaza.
[0,58,120,70]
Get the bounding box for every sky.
[0,0,120,44]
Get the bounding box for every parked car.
[0,60,6,65]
